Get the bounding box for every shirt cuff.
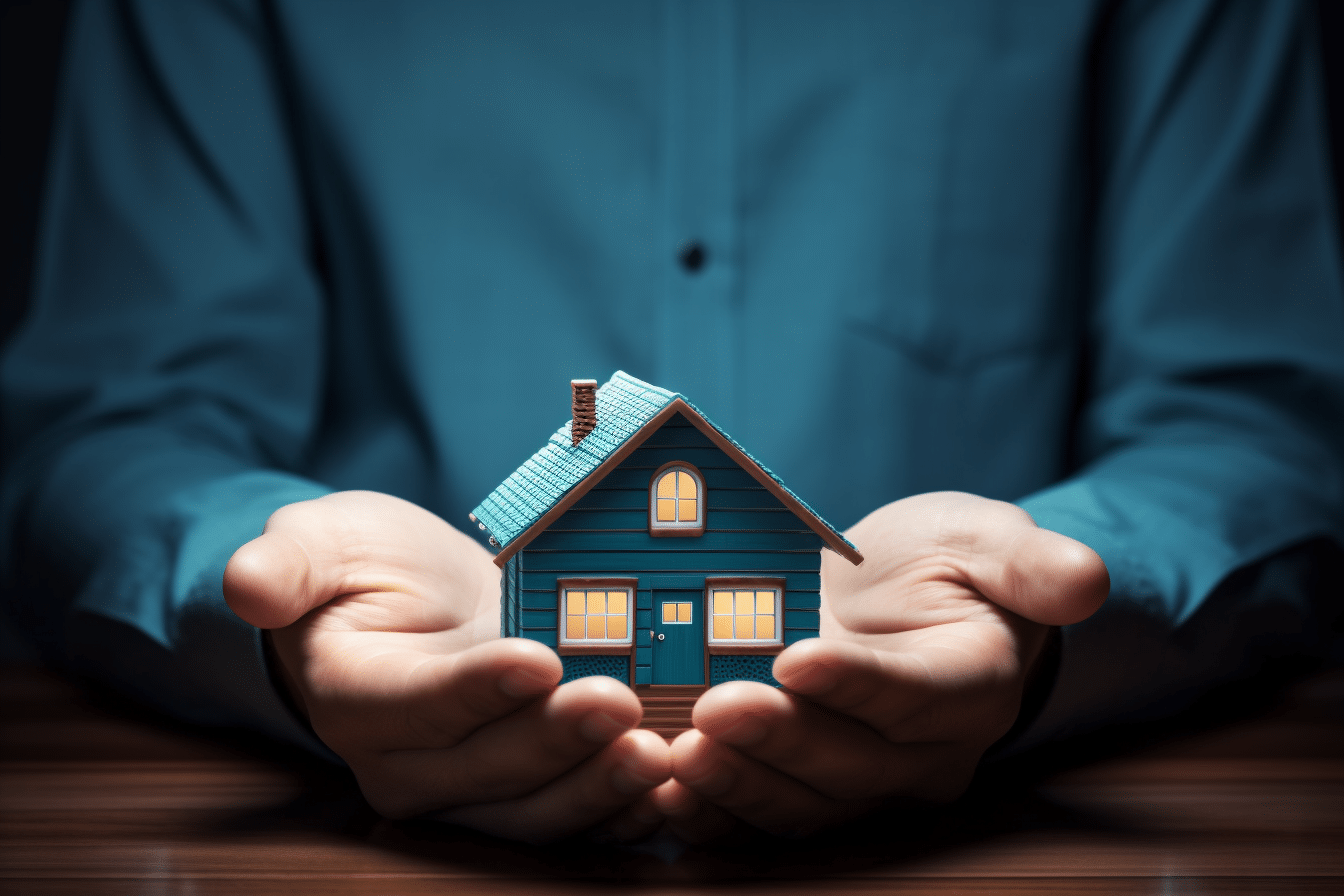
[66,470,339,759]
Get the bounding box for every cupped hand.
[657,491,1108,840]
[223,490,669,843]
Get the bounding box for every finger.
[654,736,755,844]
[944,496,1109,626]
[364,675,645,815]
[597,789,667,843]
[431,728,671,844]
[691,681,971,802]
[974,521,1109,626]
[839,492,1109,627]
[670,728,879,838]
[225,491,496,630]
[308,636,563,753]
[652,776,747,844]
[224,498,357,628]
[770,634,1022,745]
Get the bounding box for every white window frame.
[705,579,785,649]
[556,579,637,650]
[648,462,706,537]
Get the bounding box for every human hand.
[656,491,1108,839]
[223,490,670,843]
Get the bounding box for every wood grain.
[2,663,1342,894]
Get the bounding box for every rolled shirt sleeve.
[1014,0,1344,747]
[1,0,330,749]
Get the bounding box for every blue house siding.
[512,414,824,686]
[500,554,520,638]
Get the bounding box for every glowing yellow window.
[661,601,693,624]
[560,588,632,644]
[650,465,704,533]
[709,587,781,643]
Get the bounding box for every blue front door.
[652,590,704,684]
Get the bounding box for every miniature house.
[470,372,862,727]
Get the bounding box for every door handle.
[656,633,665,641]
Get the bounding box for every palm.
[659,492,1107,839]
[225,491,672,843]
[813,504,1051,746]
[271,496,501,685]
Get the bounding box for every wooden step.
[634,685,706,740]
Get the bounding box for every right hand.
[223,490,670,843]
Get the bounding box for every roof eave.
[669,402,864,566]
[490,400,689,567]
[490,397,864,568]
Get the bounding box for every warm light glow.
[661,601,693,624]
[709,586,781,642]
[562,587,633,644]
[678,471,696,500]
[657,473,677,498]
[714,591,733,615]
[652,468,702,527]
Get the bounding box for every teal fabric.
[2,0,1342,751]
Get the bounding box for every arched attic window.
[649,462,705,537]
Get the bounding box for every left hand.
[654,491,1108,839]
[224,490,669,844]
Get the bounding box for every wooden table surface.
[2,663,1342,895]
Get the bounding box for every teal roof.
[471,370,858,557]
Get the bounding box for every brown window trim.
[555,577,639,656]
[648,461,706,538]
[704,577,786,656]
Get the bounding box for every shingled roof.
[471,371,862,566]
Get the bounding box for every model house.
[471,372,862,725]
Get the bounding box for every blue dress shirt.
[2,0,1342,753]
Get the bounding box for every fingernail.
[579,711,628,743]
[498,667,554,698]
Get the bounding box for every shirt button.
[678,242,707,273]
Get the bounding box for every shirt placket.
[659,0,740,426]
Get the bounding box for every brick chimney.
[571,379,597,445]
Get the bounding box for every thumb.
[965,506,1109,627]
[224,501,343,629]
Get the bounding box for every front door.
[652,590,704,684]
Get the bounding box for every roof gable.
[471,371,862,566]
